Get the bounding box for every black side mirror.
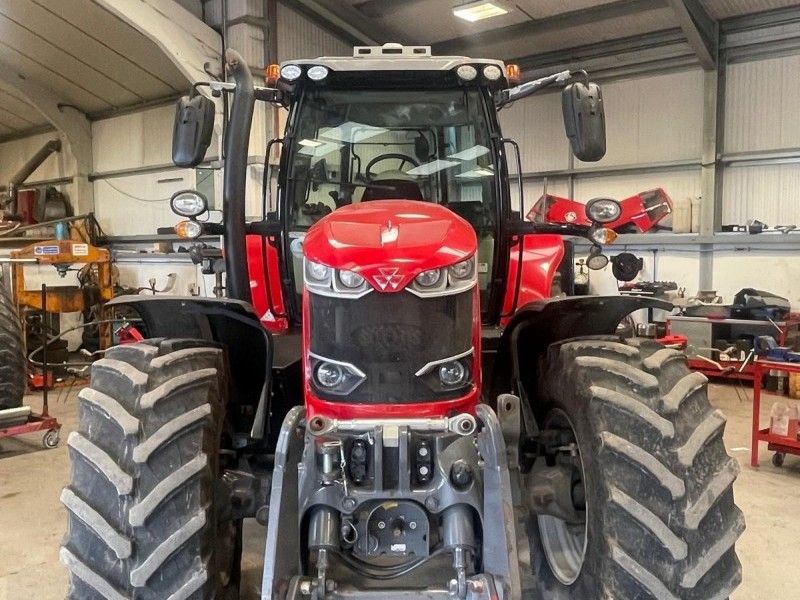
[172,94,215,167]
[562,82,606,162]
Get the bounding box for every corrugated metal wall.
[722,51,800,225]
[277,2,351,62]
[502,68,705,209]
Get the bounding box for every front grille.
[309,289,473,403]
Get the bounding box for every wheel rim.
[537,410,588,586]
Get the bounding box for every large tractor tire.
[61,339,239,600]
[531,337,744,600]
[0,284,25,409]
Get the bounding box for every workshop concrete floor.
[1,382,797,600]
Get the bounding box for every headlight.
[175,219,203,239]
[585,198,622,223]
[416,348,474,393]
[280,64,302,81]
[483,65,502,81]
[305,259,332,287]
[410,257,477,297]
[449,256,475,281]
[587,253,609,270]
[316,362,344,387]
[456,65,477,81]
[338,270,365,288]
[310,354,366,396]
[439,361,468,387]
[170,190,208,217]
[307,65,329,81]
[415,269,443,288]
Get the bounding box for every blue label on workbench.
[34,245,59,256]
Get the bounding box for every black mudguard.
[488,295,672,401]
[108,295,275,440]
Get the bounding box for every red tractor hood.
[303,200,477,292]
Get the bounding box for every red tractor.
[61,45,743,600]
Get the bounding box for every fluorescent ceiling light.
[453,1,509,22]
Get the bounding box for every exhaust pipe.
[222,49,254,302]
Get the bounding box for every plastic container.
[690,197,702,232]
[671,196,692,233]
[771,401,790,437]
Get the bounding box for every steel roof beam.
[97,0,222,82]
[290,0,402,46]
[665,0,718,69]
[0,60,93,213]
[432,0,667,55]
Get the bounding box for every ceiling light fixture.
[453,1,509,22]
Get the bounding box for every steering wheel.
[365,153,420,181]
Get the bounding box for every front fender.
[489,295,672,400]
[108,295,271,437]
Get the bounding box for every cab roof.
[281,43,505,73]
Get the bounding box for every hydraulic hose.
[222,49,254,302]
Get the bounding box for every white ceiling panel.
[704,0,800,19]
[0,0,199,142]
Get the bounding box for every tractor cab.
[265,44,612,330]
[274,45,511,315]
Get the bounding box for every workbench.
[750,358,800,467]
[667,314,800,381]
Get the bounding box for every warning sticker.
[72,243,89,256]
[34,245,59,256]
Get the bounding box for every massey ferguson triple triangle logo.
[373,267,403,290]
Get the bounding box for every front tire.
[531,337,744,599]
[61,339,236,599]
[0,284,25,410]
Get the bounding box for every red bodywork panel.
[528,188,673,233]
[246,234,289,333]
[301,200,481,420]
[500,234,564,326]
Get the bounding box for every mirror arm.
[496,70,572,108]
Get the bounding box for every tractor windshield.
[284,88,499,303]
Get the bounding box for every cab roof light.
[266,63,280,87]
[506,64,521,85]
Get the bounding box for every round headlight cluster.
[456,65,478,81]
[415,269,442,288]
[338,270,365,289]
[307,261,331,282]
[585,198,622,223]
[280,64,302,81]
[280,64,329,82]
[307,65,329,81]
[483,65,502,81]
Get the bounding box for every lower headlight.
[316,362,344,387]
[439,361,468,387]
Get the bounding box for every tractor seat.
[361,170,424,202]
[362,180,424,201]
